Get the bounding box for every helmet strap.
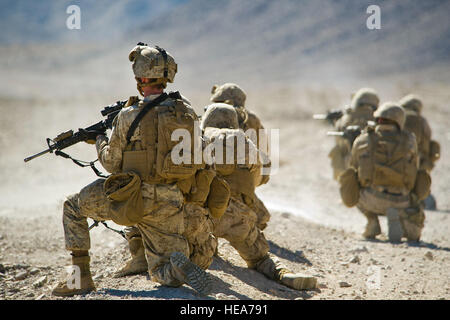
[154,46,168,79]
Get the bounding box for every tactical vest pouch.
[122,150,150,179]
[430,140,440,162]
[339,167,360,207]
[155,103,201,180]
[207,176,231,219]
[188,168,216,204]
[372,164,405,188]
[104,172,144,226]
[176,176,194,195]
[356,143,373,187]
[223,168,256,203]
[413,169,431,201]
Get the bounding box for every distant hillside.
[0,0,185,44]
[0,0,449,99]
[133,0,450,87]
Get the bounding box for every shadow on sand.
[267,240,313,266]
[209,255,317,300]
[361,238,450,253]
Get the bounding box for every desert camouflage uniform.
[209,83,270,230]
[201,111,317,290]
[117,92,217,276]
[63,94,215,286]
[400,95,440,210]
[399,94,439,172]
[349,103,426,241]
[329,88,379,180]
[54,43,215,296]
[203,126,269,267]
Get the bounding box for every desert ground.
[0,0,449,302]
[0,83,449,301]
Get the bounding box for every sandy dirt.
[0,84,449,301]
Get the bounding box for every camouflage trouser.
[63,178,189,287]
[250,195,271,231]
[213,196,269,269]
[357,187,425,237]
[183,203,218,270]
[123,203,218,271]
[328,141,351,180]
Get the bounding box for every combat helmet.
[210,83,247,107]
[398,94,423,114]
[129,42,177,95]
[374,102,406,130]
[350,88,380,111]
[201,103,239,130]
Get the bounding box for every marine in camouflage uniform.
[52,43,215,296]
[201,104,317,291]
[341,102,430,242]
[209,83,271,230]
[329,88,380,180]
[399,94,440,210]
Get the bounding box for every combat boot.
[113,237,148,278]
[255,254,317,290]
[423,194,437,211]
[52,254,96,297]
[401,219,422,242]
[279,272,318,290]
[170,251,212,295]
[362,214,381,239]
[387,208,403,243]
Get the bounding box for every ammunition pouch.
[413,169,431,201]
[338,167,360,207]
[104,172,144,226]
[207,176,231,219]
[187,168,216,204]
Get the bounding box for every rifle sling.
[126,93,168,144]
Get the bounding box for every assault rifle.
[313,109,344,125]
[327,125,362,148]
[24,100,127,170]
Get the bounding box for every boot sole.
[387,208,403,243]
[288,276,318,290]
[170,252,212,295]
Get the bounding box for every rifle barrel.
[313,114,327,120]
[24,148,52,162]
[326,131,345,136]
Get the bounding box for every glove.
[79,128,105,144]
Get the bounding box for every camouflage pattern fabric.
[128,44,177,82]
[63,178,190,286]
[183,203,218,270]
[210,83,247,107]
[122,204,218,272]
[63,93,215,287]
[329,105,375,180]
[404,109,433,171]
[349,121,424,238]
[250,195,271,230]
[213,196,269,269]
